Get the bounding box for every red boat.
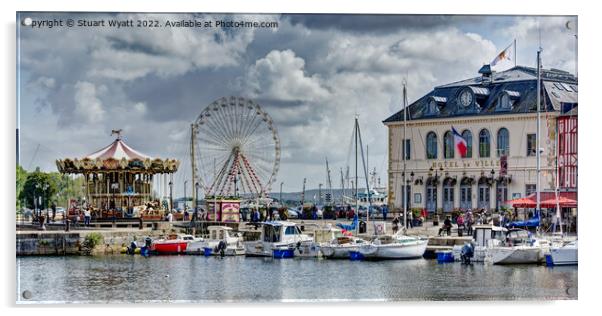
[151,234,190,254]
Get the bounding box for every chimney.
[479,64,493,86]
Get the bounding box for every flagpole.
[536,48,542,219]
[402,81,407,232]
[514,39,517,67]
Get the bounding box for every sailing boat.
[355,82,428,260]
[489,49,546,265]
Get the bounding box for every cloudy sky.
[17,12,577,197]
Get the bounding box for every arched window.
[444,131,454,159]
[426,132,437,159]
[497,128,510,157]
[461,130,473,158]
[479,129,491,158]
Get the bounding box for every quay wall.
[16,222,180,256]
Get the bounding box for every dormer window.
[496,90,520,111]
[425,96,446,116]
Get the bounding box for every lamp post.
[408,171,415,209]
[168,180,173,212]
[43,183,49,224]
[429,166,444,215]
[280,182,284,207]
[184,180,188,213]
[34,183,40,219]
[195,182,200,213]
[318,183,323,205]
[490,169,496,211]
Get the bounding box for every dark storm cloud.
[285,14,481,33]
[125,67,246,123]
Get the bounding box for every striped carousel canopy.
[56,132,179,174]
[85,138,150,160]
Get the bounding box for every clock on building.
[459,89,473,107]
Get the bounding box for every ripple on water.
[16,255,577,302]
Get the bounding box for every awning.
[540,196,577,208]
[505,197,537,208]
[506,192,577,209]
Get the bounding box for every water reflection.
[17,256,577,302]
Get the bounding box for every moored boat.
[549,240,578,265]
[244,221,314,258]
[357,233,428,260]
[488,229,543,264]
[321,235,367,259]
[194,226,245,256]
[151,234,195,254]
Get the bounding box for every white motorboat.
[312,224,366,259]
[453,225,507,262]
[489,229,543,265]
[188,226,245,256]
[357,233,428,260]
[321,235,368,259]
[244,221,314,258]
[549,240,578,265]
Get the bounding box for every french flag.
[452,126,467,158]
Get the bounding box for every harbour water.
[17,255,577,302]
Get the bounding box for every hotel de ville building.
[383,65,577,216]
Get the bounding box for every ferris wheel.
[192,96,280,198]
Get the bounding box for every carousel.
[56,130,180,220]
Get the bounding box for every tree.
[16,165,28,210]
[19,169,58,210]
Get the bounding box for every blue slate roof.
[383,66,578,123]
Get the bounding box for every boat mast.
[326,157,333,207]
[536,49,542,219]
[355,117,359,234]
[554,130,563,235]
[340,168,345,206]
[301,178,306,209]
[403,81,408,231]
[356,118,372,230]
[190,123,197,212]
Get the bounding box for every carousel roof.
[56,134,179,174]
[86,138,150,160]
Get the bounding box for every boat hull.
[490,246,541,264]
[185,241,206,254]
[358,240,428,260]
[550,247,578,265]
[151,241,188,254]
[321,245,359,259]
[190,239,246,256]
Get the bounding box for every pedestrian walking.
[407,210,414,228]
[466,210,474,235]
[456,213,465,236]
[392,216,399,234]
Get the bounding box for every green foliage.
[84,232,104,250]
[16,165,28,210]
[16,165,85,210]
[19,168,58,209]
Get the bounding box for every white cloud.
[245,49,330,102]
[18,13,576,194]
[505,16,577,74]
[73,81,105,124]
[35,76,56,89]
